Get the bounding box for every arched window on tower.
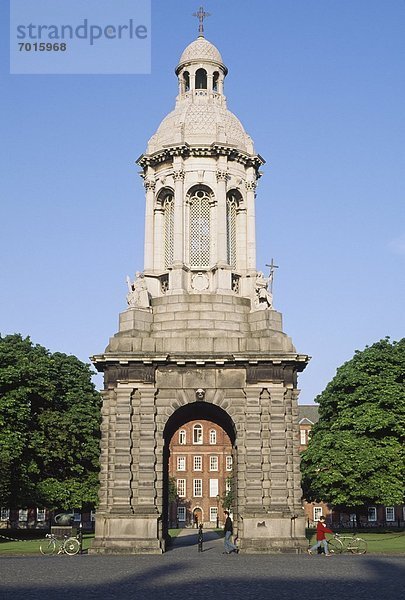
[189,188,211,268]
[213,71,219,92]
[183,71,190,92]
[163,192,174,268]
[195,68,207,89]
[226,193,238,268]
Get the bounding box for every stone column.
[143,177,156,272]
[268,383,288,509]
[245,173,257,274]
[216,169,228,266]
[97,389,115,512]
[244,388,263,510]
[236,206,247,272]
[170,168,186,292]
[111,387,134,513]
[136,388,158,513]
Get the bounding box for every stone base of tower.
[89,513,164,555]
[240,512,308,554]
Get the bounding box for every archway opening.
[162,402,237,540]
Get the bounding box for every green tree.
[0,334,101,510]
[301,338,405,509]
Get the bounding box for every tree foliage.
[0,334,101,509]
[301,338,405,508]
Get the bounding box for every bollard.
[198,523,203,552]
[78,522,83,554]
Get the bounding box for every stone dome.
[177,36,225,70]
[147,102,254,154]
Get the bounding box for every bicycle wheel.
[64,537,80,556]
[327,537,343,554]
[350,537,367,555]
[40,538,56,555]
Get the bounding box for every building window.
[209,478,219,497]
[225,478,231,493]
[210,456,218,471]
[91,510,96,522]
[177,506,186,522]
[189,188,211,268]
[177,479,186,498]
[209,429,217,444]
[183,71,190,92]
[313,507,323,522]
[177,456,186,471]
[37,509,46,522]
[226,456,233,471]
[164,194,174,268]
[179,429,186,445]
[226,194,237,268]
[195,68,207,89]
[193,479,202,497]
[0,508,10,521]
[193,424,203,444]
[213,71,219,92]
[386,507,395,522]
[194,456,202,471]
[19,509,28,522]
[300,429,307,445]
[367,507,377,522]
[210,507,218,522]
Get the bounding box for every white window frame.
[0,508,10,521]
[193,455,202,471]
[177,456,186,471]
[386,507,395,522]
[210,456,218,471]
[193,424,203,445]
[36,508,46,522]
[226,456,233,471]
[193,479,202,497]
[367,506,377,522]
[225,478,231,493]
[179,429,186,445]
[209,507,218,523]
[209,478,219,498]
[177,479,186,498]
[209,429,217,444]
[300,429,307,445]
[313,506,323,522]
[19,509,28,522]
[177,506,186,522]
[90,510,96,522]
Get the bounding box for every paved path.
[0,530,404,600]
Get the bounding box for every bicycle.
[327,533,367,555]
[40,533,80,556]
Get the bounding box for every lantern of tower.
[137,34,265,302]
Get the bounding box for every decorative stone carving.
[245,180,257,191]
[216,170,229,182]
[195,388,206,401]
[172,169,185,181]
[191,272,209,292]
[144,178,156,190]
[126,272,151,309]
[253,271,273,310]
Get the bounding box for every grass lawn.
[306,530,405,555]
[0,533,94,556]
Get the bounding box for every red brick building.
[168,419,233,528]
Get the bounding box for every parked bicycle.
[327,533,367,555]
[40,533,80,556]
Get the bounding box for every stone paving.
[0,530,404,600]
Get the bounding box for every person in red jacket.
[307,516,334,556]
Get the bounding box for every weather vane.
[193,6,211,36]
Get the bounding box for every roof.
[298,405,319,425]
[178,36,225,69]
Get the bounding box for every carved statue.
[254,271,273,310]
[126,272,151,309]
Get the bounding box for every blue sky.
[1,0,404,404]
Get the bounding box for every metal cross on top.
[265,258,279,293]
[193,6,211,36]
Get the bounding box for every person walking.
[307,515,334,556]
[223,510,238,554]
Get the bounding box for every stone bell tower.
[91,25,309,554]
